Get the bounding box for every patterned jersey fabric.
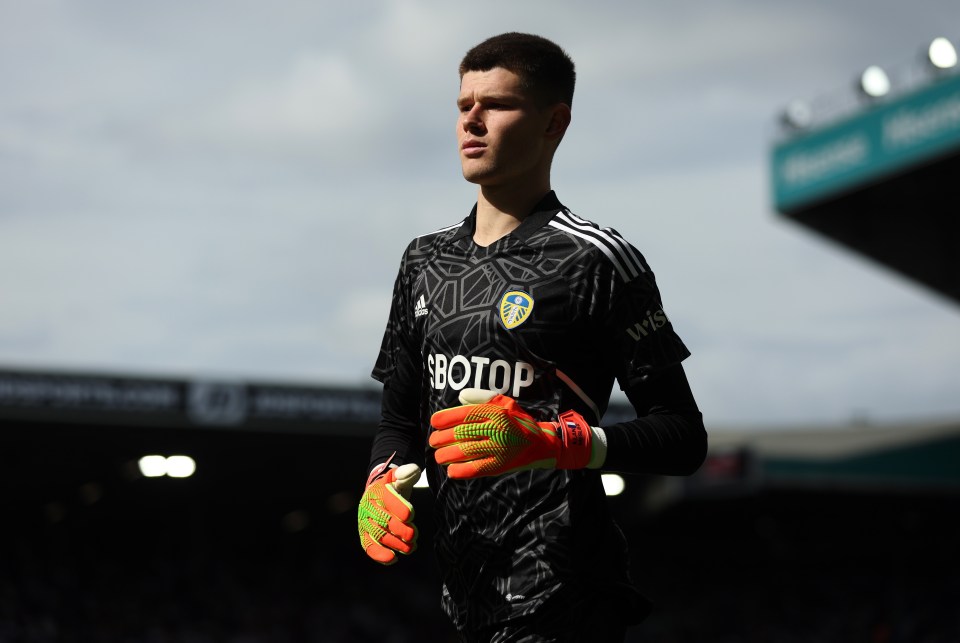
[371,191,690,635]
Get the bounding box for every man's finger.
[430,405,478,430]
[434,443,476,466]
[429,426,472,448]
[379,529,415,554]
[446,461,487,479]
[386,516,416,544]
[364,541,398,565]
[380,485,414,523]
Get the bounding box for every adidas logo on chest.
[414,294,429,318]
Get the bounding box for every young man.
[358,32,707,642]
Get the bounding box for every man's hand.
[429,389,593,479]
[357,458,421,564]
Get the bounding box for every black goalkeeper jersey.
[371,191,691,636]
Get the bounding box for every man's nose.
[462,106,484,132]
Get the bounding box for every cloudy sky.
[1,0,958,429]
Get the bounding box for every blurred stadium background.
[3,37,960,643]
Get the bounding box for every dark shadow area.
[2,423,958,642]
[781,150,960,305]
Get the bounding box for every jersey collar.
[452,191,564,243]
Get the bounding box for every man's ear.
[545,103,571,140]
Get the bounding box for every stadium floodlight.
[780,99,813,131]
[138,454,196,478]
[927,37,958,70]
[859,65,891,98]
[138,455,168,478]
[601,474,625,496]
[165,455,196,478]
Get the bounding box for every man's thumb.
[458,388,498,405]
[391,463,422,498]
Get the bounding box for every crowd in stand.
[1,506,455,643]
[2,473,958,641]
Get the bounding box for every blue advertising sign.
[771,73,960,212]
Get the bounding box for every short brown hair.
[459,32,576,108]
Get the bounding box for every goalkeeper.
[359,32,707,642]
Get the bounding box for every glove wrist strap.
[555,411,593,469]
[366,451,397,487]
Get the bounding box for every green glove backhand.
[429,389,593,479]
[357,456,421,565]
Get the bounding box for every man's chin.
[461,158,493,181]
[461,170,490,185]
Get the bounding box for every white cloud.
[1,0,959,425]
[211,52,375,143]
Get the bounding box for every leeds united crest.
[499,291,534,329]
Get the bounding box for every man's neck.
[473,182,551,247]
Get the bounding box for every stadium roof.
[3,367,958,494]
[770,58,960,305]
[701,417,960,492]
[708,416,960,458]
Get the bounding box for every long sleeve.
[600,361,707,475]
[368,374,425,474]
[367,251,426,476]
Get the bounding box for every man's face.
[456,68,556,188]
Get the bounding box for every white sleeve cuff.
[587,426,607,469]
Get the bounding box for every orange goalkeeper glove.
[357,455,421,565]
[429,389,596,479]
